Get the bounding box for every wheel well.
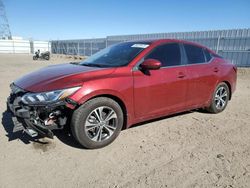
[86,94,128,130]
[222,81,232,100]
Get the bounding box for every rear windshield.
[80,42,151,67]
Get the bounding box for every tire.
[206,82,230,113]
[44,55,50,60]
[33,56,38,60]
[71,97,124,149]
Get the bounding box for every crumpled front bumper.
[7,96,30,119]
[7,96,55,139]
[7,83,74,139]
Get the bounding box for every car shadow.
[1,110,36,144]
[1,109,208,149]
[53,128,83,149]
[128,110,194,130]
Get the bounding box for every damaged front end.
[7,84,79,138]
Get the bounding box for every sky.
[3,0,250,40]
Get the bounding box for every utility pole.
[0,0,12,39]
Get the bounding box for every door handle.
[177,72,186,78]
[213,67,219,73]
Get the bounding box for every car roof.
[128,39,216,54]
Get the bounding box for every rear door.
[133,43,188,118]
[183,44,219,107]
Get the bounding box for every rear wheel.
[71,97,124,149]
[206,82,230,113]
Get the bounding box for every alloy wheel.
[85,106,118,142]
[214,86,228,110]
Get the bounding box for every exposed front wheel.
[71,97,124,149]
[206,82,230,113]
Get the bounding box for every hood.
[14,63,115,92]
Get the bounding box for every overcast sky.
[4,0,250,40]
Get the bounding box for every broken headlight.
[21,86,81,104]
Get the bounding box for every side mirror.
[140,59,161,70]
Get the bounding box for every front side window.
[80,42,151,67]
[184,44,205,64]
[146,43,181,67]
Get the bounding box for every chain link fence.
[51,28,250,67]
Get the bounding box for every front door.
[133,43,188,118]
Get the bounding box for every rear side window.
[203,49,212,62]
[184,44,205,64]
[146,43,181,67]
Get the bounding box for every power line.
[0,0,12,39]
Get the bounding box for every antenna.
[0,0,12,39]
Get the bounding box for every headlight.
[21,86,81,104]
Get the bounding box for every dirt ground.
[0,54,250,188]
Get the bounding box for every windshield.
[80,42,151,67]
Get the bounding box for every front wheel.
[44,55,50,60]
[206,82,230,113]
[71,97,124,149]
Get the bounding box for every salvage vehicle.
[7,39,237,149]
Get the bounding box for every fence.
[51,28,250,67]
[32,41,51,54]
[0,39,30,53]
[0,39,51,54]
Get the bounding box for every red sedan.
[8,39,237,148]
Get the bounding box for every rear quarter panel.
[216,58,237,97]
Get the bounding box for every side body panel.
[133,66,188,120]
[69,67,136,126]
[185,61,220,108]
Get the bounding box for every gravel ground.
[0,54,250,188]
